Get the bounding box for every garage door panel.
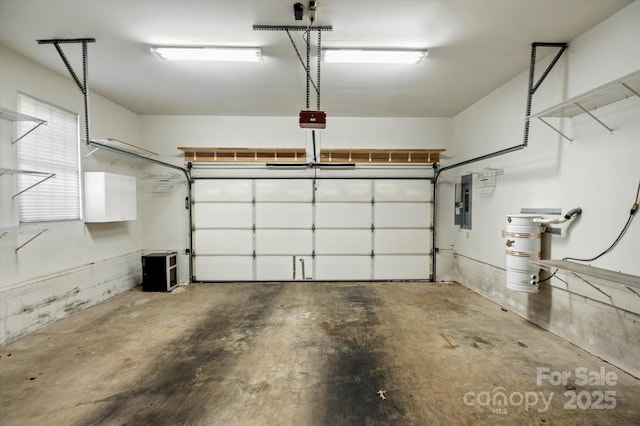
[375,229,430,254]
[195,230,253,254]
[316,230,371,254]
[195,256,253,281]
[194,203,253,228]
[375,203,430,228]
[193,177,432,281]
[194,180,253,202]
[375,180,430,201]
[256,180,312,202]
[374,256,429,279]
[256,230,312,254]
[316,203,371,228]
[315,179,371,202]
[256,203,312,228]
[315,256,371,280]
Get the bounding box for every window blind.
[17,93,82,223]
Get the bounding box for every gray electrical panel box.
[455,174,472,229]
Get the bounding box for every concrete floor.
[1,282,638,425]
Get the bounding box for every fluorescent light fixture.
[151,46,263,62]
[322,48,427,64]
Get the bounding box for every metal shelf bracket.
[0,107,47,144]
[0,226,49,252]
[0,168,57,198]
[529,70,640,141]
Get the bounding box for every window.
[17,93,81,223]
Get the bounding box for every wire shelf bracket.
[529,70,640,141]
[0,226,50,252]
[0,107,47,144]
[0,168,57,198]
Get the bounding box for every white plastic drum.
[506,214,542,293]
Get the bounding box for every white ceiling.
[0,0,633,117]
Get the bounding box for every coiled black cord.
[563,181,639,263]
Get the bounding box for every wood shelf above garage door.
[178,147,306,162]
[178,147,445,164]
[320,148,444,164]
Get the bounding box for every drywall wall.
[140,115,452,281]
[440,2,640,375]
[0,44,144,343]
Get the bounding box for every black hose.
[564,207,582,220]
[537,269,558,284]
[563,214,634,263]
[552,182,640,270]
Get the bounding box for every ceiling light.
[151,46,263,62]
[321,49,427,64]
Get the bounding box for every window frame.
[16,92,83,224]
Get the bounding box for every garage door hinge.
[371,250,375,258]
[253,250,256,259]
[311,224,315,232]
[371,224,375,232]
[312,250,315,258]
[252,224,256,232]
[371,197,375,205]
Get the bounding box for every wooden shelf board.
[178,147,445,164]
[320,148,444,163]
[178,147,306,162]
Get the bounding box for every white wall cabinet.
[84,172,137,222]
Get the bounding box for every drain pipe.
[431,42,568,282]
[299,258,306,280]
[533,207,582,225]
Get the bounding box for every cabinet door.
[84,172,108,222]
[104,173,123,221]
[84,172,137,222]
[120,175,137,220]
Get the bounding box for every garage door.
[192,177,432,281]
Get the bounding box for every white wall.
[440,2,640,376]
[0,44,144,343]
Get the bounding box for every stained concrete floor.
[0,282,639,425]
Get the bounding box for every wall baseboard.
[0,252,142,345]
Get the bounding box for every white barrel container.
[506,215,542,292]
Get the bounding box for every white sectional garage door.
[192,177,432,281]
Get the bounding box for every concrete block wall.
[455,255,640,378]
[0,252,141,344]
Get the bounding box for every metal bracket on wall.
[0,168,56,198]
[528,70,640,141]
[37,38,95,144]
[0,226,49,252]
[522,42,569,147]
[0,107,47,144]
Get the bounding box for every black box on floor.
[142,252,178,292]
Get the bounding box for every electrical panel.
[455,175,472,229]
